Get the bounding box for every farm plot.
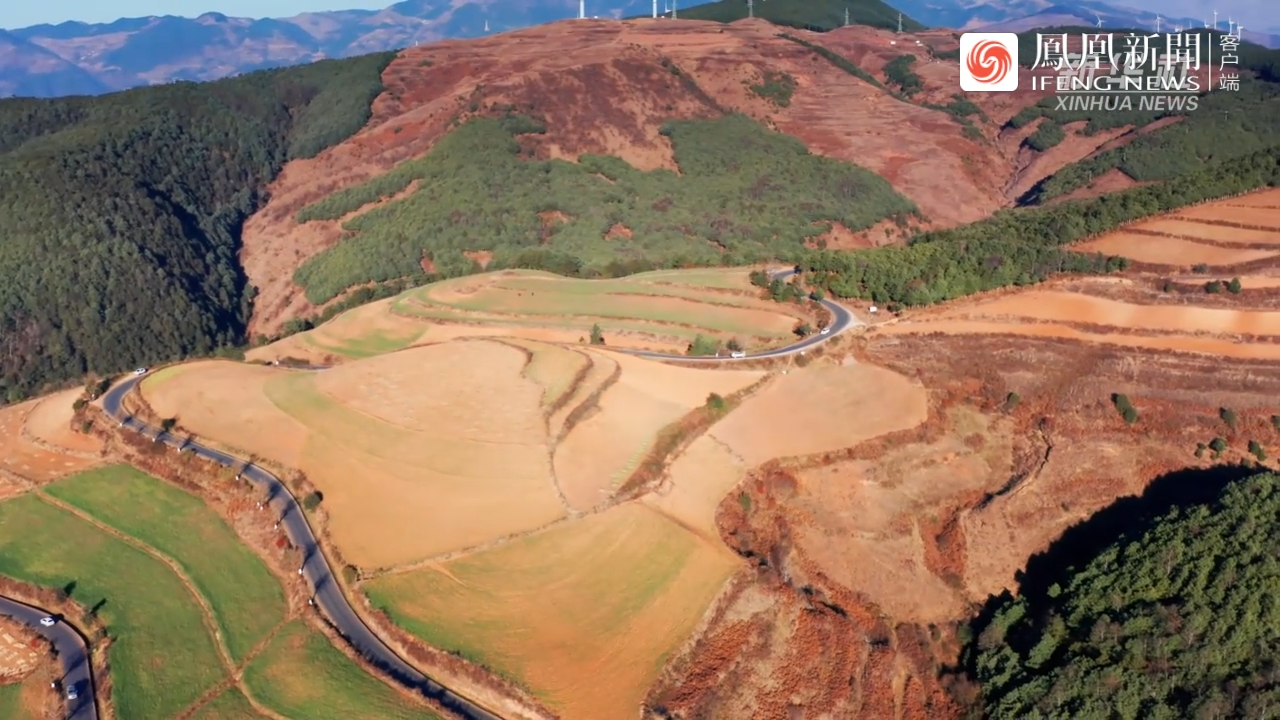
[1073,233,1277,266]
[189,688,269,720]
[0,675,48,720]
[24,388,103,456]
[0,399,101,484]
[500,339,592,410]
[363,502,737,720]
[1175,204,1280,229]
[642,434,746,542]
[0,494,225,720]
[1223,188,1280,208]
[553,351,763,511]
[875,319,1280,360]
[710,362,928,466]
[954,290,1280,336]
[141,360,311,469]
[295,298,428,359]
[243,620,439,720]
[548,352,619,439]
[271,340,565,566]
[45,465,285,662]
[1135,219,1280,245]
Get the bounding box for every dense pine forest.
[966,470,1280,719]
[0,52,393,401]
[292,113,917,304]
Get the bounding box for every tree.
[809,287,826,301]
[1220,407,1238,431]
[159,418,177,433]
[705,393,727,411]
[1227,277,1243,294]
[687,335,720,356]
[1205,280,1223,294]
[726,338,743,352]
[1248,440,1267,462]
[794,322,812,337]
[590,324,605,345]
[1005,391,1021,410]
[1209,437,1228,455]
[302,490,324,511]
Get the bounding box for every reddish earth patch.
[241,19,1060,336]
[604,223,632,240]
[463,250,494,268]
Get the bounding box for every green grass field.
[45,465,286,661]
[385,269,807,346]
[1,465,444,719]
[0,494,224,719]
[189,687,269,720]
[0,678,41,720]
[243,620,440,720]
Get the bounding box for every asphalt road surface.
[0,596,98,720]
[101,376,502,720]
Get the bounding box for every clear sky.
[2,0,1275,31]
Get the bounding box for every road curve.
[618,268,862,362]
[101,377,502,720]
[0,596,98,720]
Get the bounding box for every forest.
[292,113,918,304]
[966,470,1280,719]
[799,144,1280,306]
[0,52,394,401]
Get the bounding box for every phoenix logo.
[966,39,1013,85]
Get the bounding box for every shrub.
[687,334,721,357]
[1220,407,1238,431]
[302,491,324,511]
[1004,391,1021,410]
[705,393,727,412]
[794,322,812,337]
[1227,277,1243,294]
[1272,414,1280,432]
[159,418,177,433]
[884,55,924,95]
[1209,437,1228,455]
[1205,280,1223,293]
[1248,439,1267,462]
[748,70,797,107]
[72,398,87,412]
[1024,120,1066,151]
[1192,263,1211,274]
[589,323,605,345]
[1195,442,1207,459]
[738,492,751,511]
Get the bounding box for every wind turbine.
[1155,14,1161,33]
[1094,13,1103,28]
[1237,24,1245,39]
[747,0,753,19]
[672,0,677,19]
[1228,17,1235,35]
[1213,9,1218,30]
[579,0,585,19]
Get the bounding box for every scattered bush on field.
[1192,263,1211,274]
[302,491,324,511]
[800,145,1280,306]
[1227,277,1243,294]
[1220,407,1238,431]
[1023,120,1065,151]
[589,323,605,346]
[341,565,358,584]
[1209,437,1228,456]
[1248,440,1267,462]
[1111,393,1139,425]
[292,113,917,304]
[1195,442,1207,459]
[884,55,923,96]
[1004,392,1021,411]
[159,418,177,433]
[725,338,743,352]
[687,335,721,357]
[965,471,1280,718]
[1205,280,1224,293]
[738,492,751,511]
[748,70,797,107]
[705,393,727,413]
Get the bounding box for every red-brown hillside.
[240,18,1157,336]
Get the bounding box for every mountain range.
[1,0,1275,98]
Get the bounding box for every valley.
[1,9,1279,720]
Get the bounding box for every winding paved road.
[0,596,98,720]
[101,377,502,720]
[619,268,862,361]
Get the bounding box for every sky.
[1,0,1275,31]
[1,1,390,29]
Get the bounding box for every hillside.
[966,470,1280,718]
[0,52,394,401]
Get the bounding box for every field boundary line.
[0,468,35,492]
[174,615,297,720]
[33,491,241,676]
[18,398,106,461]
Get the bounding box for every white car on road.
[133,367,148,375]
[820,326,831,335]
[39,616,55,627]
[730,351,746,358]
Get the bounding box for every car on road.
[730,351,746,358]
[820,326,831,335]
[39,616,55,627]
[133,367,148,375]
[66,683,78,701]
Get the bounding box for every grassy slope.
[0,495,224,719]
[0,679,41,720]
[189,688,269,720]
[292,113,916,304]
[44,465,286,662]
[0,51,394,401]
[243,620,440,720]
